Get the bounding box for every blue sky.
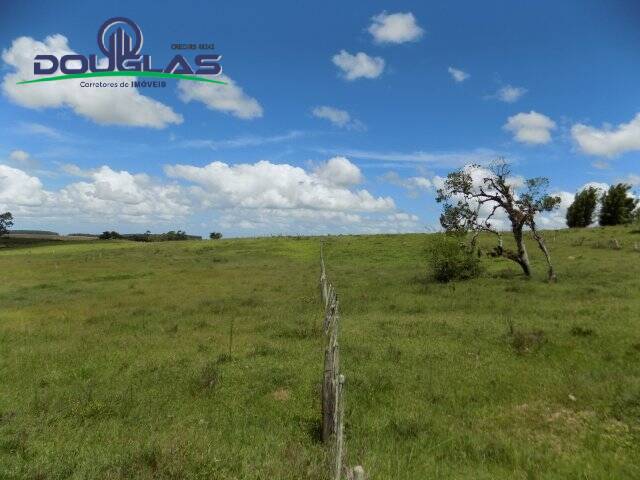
[1,0,639,236]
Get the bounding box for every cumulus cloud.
[0,164,47,207]
[0,162,190,223]
[382,171,433,197]
[2,35,183,128]
[447,67,469,83]
[492,85,527,103]
[1,155,405,234]
[311,106,364,130]
[368,11,424,44]
[332,50,385,80]
[177,74,262,119]
[571,113,640,157]
[314,156,363,186]
[165,158,392,212]
[504,111,556,145]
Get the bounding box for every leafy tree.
[566,187,599,228]
[436,159,561,281]
[0,212,14,237]
[598,183,638,226]
[209,232,223,240]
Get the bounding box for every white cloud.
[177,73,262,119]
[322,147,501,167]
[383,171,432,196]
[180,131,303,150]
[1,156,404,234]
[215,207,420,235]
[8,150,40,169]
[494,85,527,103]
[536,190,574,229]
[332,50,385,80]
[504,111,556,145]
[314,156,363,186]
[0,164,47,207]
[591,160,610,170]
[620,174,640,187]
[18,122,65,140]
[447,67,469,83]
[571,113,640,157]
[2,35,183,128]
[312,106,349,127]
[311,106,365,130]
[368,11,424,44]
[165,158,392,212]
[0,163,190,224]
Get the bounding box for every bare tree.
[436,159,560,281]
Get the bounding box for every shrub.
[427,234,482,282]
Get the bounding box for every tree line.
[566,183,638,228]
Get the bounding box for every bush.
[427,235,482,282]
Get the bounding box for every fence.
[319,246,365,480]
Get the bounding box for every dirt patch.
[272,388,291,401]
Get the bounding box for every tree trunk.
[512,226,531,277]
[489,229,531,277]
[530,223,556,282]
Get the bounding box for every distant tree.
[209,232,223,240]
[436,159,561,281]
[599,184,638,226]
[165,230,188,241]
[566,187,599,228]
[98,231,122,240]
[0,212,14,237]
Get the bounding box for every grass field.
[1,227,639,479]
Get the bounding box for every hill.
[0,227,639,478]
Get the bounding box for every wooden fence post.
[319,246,364,480]
[353,466,365,480]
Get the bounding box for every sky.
[1,0,639,237]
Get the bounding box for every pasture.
[1,227,639,479]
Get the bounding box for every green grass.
[1,227,639,479]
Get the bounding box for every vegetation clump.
[427,234,482,282]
